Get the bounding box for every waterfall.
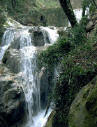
[68,8,89,26]
[0,23,59,127]
[0,28,15,62]
[19,29,40,126]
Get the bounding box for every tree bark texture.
[59,0,77,27]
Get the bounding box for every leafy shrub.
[38,17,97,127]
[82,0,97,15]
[38,37,73,69]
[52,43,97,127]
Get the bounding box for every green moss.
[0,0,67,26]
[38,22,88,70]
[86,85,97,115]
[38,21,97,127]
[38,20,97,127]
[52,40,97,127]
[69,76,97,127]
[38,37,72,70]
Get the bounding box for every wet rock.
[86,12,97,32]
[39,67,49,109]
[0,65,26,127]
[33,31,45,46]
[86,21,94,32]
[0,84,25,126]
[0,116,8,127]
[11,37,21,49]
[3,48,21,73]
[29,27,50,46]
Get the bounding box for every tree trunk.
[59,0,77,27]
[11,0,16,8]
[92,0,97,9]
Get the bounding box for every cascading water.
[19,29,40,127]
[0,21,59,127]
[0,28,15,61]
[0,8,90,126]
[19,27,59,127]
[68,8,89,26]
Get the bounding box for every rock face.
[29,27,50,46]
[3,48,21,73]
[69,76,97,127]
[2,27,51,74]
[0,65,26,127]
[39,67,49,109]
[86,12,97,34]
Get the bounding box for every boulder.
[33,30,45,46]
[29,27,50,46]
[86,12,97,33]
[69,76,97,127]
[3,48,21,73]
[10,37,21,49]
[0,65,26,127]
[39,67,49,109]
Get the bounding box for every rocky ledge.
[0,65,26,127]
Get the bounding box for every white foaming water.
[32,109,52,127]
[0,21,59,127]
[4,17,23,28]
[19,29,40,126]
[74,9,83,23]
[41,26,59,44]
[0,29,15,62]
[19,28,55,127]
[74,8,89,23]
[68,8,89,26]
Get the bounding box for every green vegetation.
[52,40,97,127]
[0,0,83,28]
[38,20,87,69]
[82,0,97,16]
[38,37,72,69]
[0,0,67,26]
[0,7,6,43]
[69,76,97,127]
[0,0,97,127]
[36,0,59,8]
[38,8,97,126]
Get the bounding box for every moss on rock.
[69,76,97,127]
